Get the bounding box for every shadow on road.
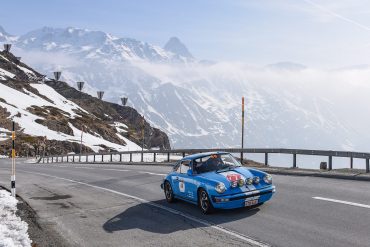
[103,199,260,234]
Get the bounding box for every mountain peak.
[0,25,16,42]
[0,25,8,35]
[164,37,193,59]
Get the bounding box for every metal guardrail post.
[293,153,297,168]
[120,154,122,162]
[154,153,156,162]
[366,158,369,173]
[350,156,353,169]
[110,153,113,162]
[328,156,333,171]
[167,152,170,162]
[72,155,75,162]
[265,153,268,166]
[141,152,144,162]
[86,154,88,163]
[101,154,104,162]
[130,153,132,162]
[93,155,96,163]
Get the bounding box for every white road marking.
[35,164,162,175]
[313,197,370,209]
[99,168,130,172]
[20,170,270,247]
[139,171,167,176]
[72,167,130,172]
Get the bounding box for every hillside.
[0,49,170,156]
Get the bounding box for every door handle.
[175,177,179,181]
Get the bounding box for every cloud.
[13,47,83,71]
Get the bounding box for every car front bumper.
[211,185,276,209]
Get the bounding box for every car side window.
[173,161,181,173]
[180,160,190,174]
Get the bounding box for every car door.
[171,161,182,195]
[173,160,190,199]
[178,160,198,202]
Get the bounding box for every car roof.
[182,151,230,160]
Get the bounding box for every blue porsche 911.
[161,152,276,214]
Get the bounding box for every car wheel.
[164,181,175,203]
[198,189,214,214]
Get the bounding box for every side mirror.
[187,169,193,176]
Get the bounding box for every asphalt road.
[0,159,369,247]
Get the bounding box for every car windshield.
[193,153,241,174]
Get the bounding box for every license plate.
[245,196,259,207]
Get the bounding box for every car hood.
[198,167,266,193]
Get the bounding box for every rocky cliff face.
[0,49,170,156]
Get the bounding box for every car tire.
[164,181,175,203]
[198,189,214,214]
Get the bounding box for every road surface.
[0,159,369,247]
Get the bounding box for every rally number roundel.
[179,181,185,192]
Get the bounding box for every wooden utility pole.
[241,97,245,164]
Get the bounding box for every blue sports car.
[161,152,276,214]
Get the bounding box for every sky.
[2,0,370,68]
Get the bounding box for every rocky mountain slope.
[0,48,170,156]
[2,25,369,151]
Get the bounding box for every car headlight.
[238,178,245,187]
[215,182,226,193]
[263,174,272,184]
[253,176,260,184]
[246,177,253,185]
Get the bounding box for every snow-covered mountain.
[2,25,369,151]
[0,49,170,155]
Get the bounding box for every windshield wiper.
[216,165,236,173]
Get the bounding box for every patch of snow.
[30,83,88,116]
[69,124,142,152]
[0,127,10,133]
[112,122,128,133]
[0,68,15,79]
[116,133,142,151]
[16,65,36,78]
[0,189,32,247]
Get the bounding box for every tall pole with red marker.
[11,121,16,197]
[241,97,245,164]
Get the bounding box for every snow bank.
[0,189,31,247]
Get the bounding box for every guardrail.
[40,148,370,173]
